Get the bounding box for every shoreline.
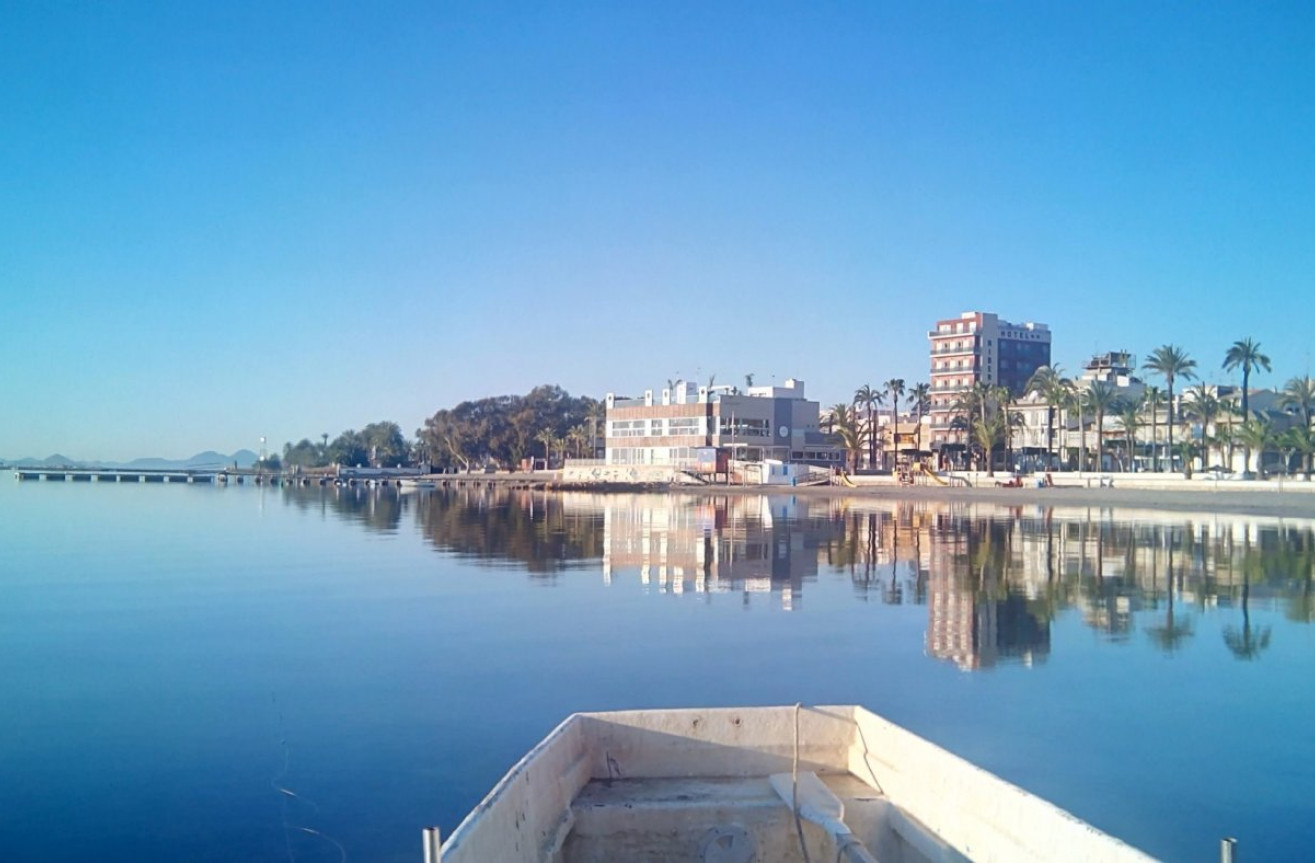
[476,472,1315,520]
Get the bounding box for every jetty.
[12,467,222,483]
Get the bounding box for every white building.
[604,378,842,468]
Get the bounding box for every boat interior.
[437,705,1155,863]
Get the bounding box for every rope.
[791,702,813,863]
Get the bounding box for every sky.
[3,2,1314,461]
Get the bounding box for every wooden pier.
[11,467,222,483]
[10,467,555,491]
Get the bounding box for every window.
[667,417,701,436]
[609,420,648,438]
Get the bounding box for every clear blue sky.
[3,2,1313,461]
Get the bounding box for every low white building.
[604,378,842,468]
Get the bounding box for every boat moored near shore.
[428,704,1158,863]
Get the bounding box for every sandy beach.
[722,481,1315,519]
[467,470,1315,520]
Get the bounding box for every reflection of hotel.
[599,495,824,610]
[927,569,1051,670]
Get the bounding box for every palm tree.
[1281,420,1315,478]
[1222,337,1271,421]
[1053,382,1086,471]
[907,383,931,455]
[1277,426,1307,477]
[1183,384,1221,470]
[566,425,589,459]
[826,404,864,474]
[1281,375,1315,429]
[534,429,557,468]
[1025,365,1068,469]
[884,378,906,468]
[971,410,1008,477]
[853,384,881,470]
[1143,385,1163,472]
[993,384,1020,470]
[1081,382,1121,472]
[1236,417,1276,477]
[1143,345,1197,472]
[744,373,755,388]
[586,401,606,458]
[950,382,993,470]
[1117,399,1143,472]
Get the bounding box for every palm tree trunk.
[1047,404,1055,469]
[1166,383,1175,472]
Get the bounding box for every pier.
[11,467,223,483]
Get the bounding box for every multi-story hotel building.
[928,311,1051,451]
[604,378,841,468]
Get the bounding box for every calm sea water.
[2,478,1313,863]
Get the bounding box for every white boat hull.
[435,705,1157,863]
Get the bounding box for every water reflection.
[597,495,838,610]
[278,486,1315,669]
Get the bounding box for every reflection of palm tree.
[1147,537,1195,652]
[1224,543,1272,660]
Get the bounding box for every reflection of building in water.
[927,569,1051,670]
[600,495,821,610]
[923,513,1053,674]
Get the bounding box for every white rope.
[792,702,813,863]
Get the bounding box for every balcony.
[929,343,978,356]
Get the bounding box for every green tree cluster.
[417,384,602,471]
[282,422,411,469]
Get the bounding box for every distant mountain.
[4,450,261,470]
[7,454,87,468]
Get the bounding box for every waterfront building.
[928,310,1051,454]
[1014,351,1147,471]
[603,378,842,468]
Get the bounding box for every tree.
[361,421,409,467]
[1143,385,1163,472]
[1143,345,1197,471]
[1277,426,1309,477]
[1081,382,1121,472]
[1116,399,1142,472]
[1222,338,1271,422]
[534,428,557,467]
[1183,384,1221,470]
[906,383,931,455]
[826,404,864,473]
[884,378,907,467]
[416,385,599,471]
[283,438,327,470]
[949,382,993,470]
[1281,375,1315,430]
[853,384,881,470]
[744,373,755,388]
[327,429,370,467]
[1236,417,1276,477]
[971,410,1008,477]
[1025,365,1069,469]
